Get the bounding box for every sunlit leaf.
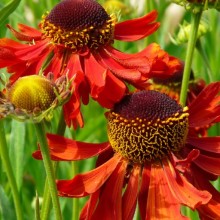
[0,0,21,27]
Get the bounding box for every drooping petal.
[63,93,84,129]
[0,38,29,49]
[191,165,220,220]
[8,49,51,83]
[174,149,200,173]
[15,39,49,60]
[187,136,220,153]
[44,51,63,79]
[194,154,220,175]
[57,155,121,197]
[189,82,220,127]
[98,47,149,81]
[146,162,188,220]
[91,159,127,220]
[163,159,211,209]
[7,24,42,41]
[80,190,100,220]
[102,43,182,82]
[84,53,106,97]
[114,10,160,41]
[0,48,20,68]
[62,55,89,128]
[32,134,110,161]
[138,165,150,220]
[92,70,127,108]
[0,39,27,68]
[85,53,126,108]
[122,165,141,220]
[140,43,182,79]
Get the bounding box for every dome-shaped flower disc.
[41,0,115,51]
[107,90,189,163]
[7,75,57,112]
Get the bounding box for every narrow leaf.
[9,120,25,191]
[0,0,21,27]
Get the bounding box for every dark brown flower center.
[40,0,115,52]
[107,90,189,163]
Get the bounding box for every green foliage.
[0,0,219,220]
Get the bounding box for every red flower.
[148,61,206,105]
[33,82,220,219]
[0,0,182,128]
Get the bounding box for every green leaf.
[0,19,7,38]
[9,120,25,191]
[0,0,21,27]
[0,186,16,220]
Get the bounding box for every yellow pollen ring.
[40,12,116,52]
[107,107,189,164]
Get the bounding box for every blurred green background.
[0,0,219,219]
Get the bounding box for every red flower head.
[0,0,182,128]
[33,82,220,219]
[148,61,206,105]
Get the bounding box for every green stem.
[179,10,203,106]
[41,177,52,220]
[0,120,23,220]
[71,161,79,220]
[34,121,62,220]
[41,111,66,220]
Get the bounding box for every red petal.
[91,159,127,220]
[99,47,149,80]
[122,166,140,220]
[0,48,20,68]
[163,159,211,209]
[175,149,200,173]
[191,165,220,219]
[15,39,49,60]
[7,24,42,41]
[146,162,188,220]
[114,10,159,41]
[32,134,110,161]
[92,70,127,108]
[85,53,127,108]
[0,38,29,49]
[57,155,121,197]
[8,49,51,83]
[44,52,63,79]
[63,93,84,129]
[187,136,220,153]
[63,54,90,128]
[138,165,150,220]
[189,82,220,127]
[84,53,106,97]
[17,24,42,38]
[80,190,100,220]
[194,154,220,175]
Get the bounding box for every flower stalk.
[34,121,62,220]
[0,120,23,220]
[180,10,203,106]
[40,111,66,220]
